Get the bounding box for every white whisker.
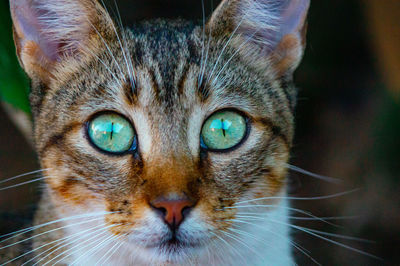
[87,20,124,75]
[286,164,342,184]
[0,176,47,191]
[236,217,381,260]
[0,216,105,250]
[69,227,120,266]
[295,226,375,244]
[0,212,112,244]
[211,31,257,88]
[289,216,358,221]
[198,0,206,88]
[223,230,265,263]
[0,169,49,184]
[224,204,340,227]
[79,44,123,87]
[95,233,126,266]
[20,223,107,266]
[100,0,136,88]
[209,231,245,265]
[230,219,319,265]
[205,16,247,86]
[235,189,360,205]
[236,212,357,221]
[43,223,118,266]
[111,0,137,88]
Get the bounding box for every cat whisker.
[198,0,206,88]
[276,219,382,260]
[0,169,50,184]
[235,215,371,243]
[234,217,382,260]
[237,212,358,221]
[198,7,213,92]
[17,223,108,266]
[289,215,358,221]
[229,219,320,265]
[0,175,82,192]
[209,231,246,265]
[87,20,124,77]
[297,226,375,244]
[95,233,127,265]
[233,221,315,265]
[79,44,123,87]
[235,189,360,205]
[0,175,83,191]
[286,163,342,184]
[205,16,247,86]
[211,31,258,88]
[68,225,122,266]
[198,0,216,90]
[42,224,118,266]
[0,216,106,250]
[0,175,49,192]
[223,204,340,227]
[227,227,265,245]
[100,0,136,89]
[221,230,265,263]
[111,0,137,88]
[0,211,112,243]
[198,33,212,93]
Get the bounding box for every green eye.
[88,113,136,153]
[201,110,247,150]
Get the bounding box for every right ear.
[10,0,115,84]
[207,0,310,78]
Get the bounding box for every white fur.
[57,197,293,265]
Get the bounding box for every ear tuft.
[208,0,310,76]
[240,0,309,51]
[12,0,88,61]
[10,0,113,82]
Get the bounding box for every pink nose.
[151,198,194,229]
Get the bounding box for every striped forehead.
[115,24,199,157]
[128,21,199,105]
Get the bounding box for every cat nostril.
[150,198,195,230]
[182,206,191,217]
[152,206,167,217]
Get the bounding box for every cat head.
[10,0,309,263]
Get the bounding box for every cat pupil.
[110,122,114,140]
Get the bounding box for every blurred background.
[0,0,399,265]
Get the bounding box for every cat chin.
[113,239,207,265]
[124,232,209,263]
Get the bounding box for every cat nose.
[150,197,195,229]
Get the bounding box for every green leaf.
[0,1,31,114]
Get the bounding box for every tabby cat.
[3,0,310,264]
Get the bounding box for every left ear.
[208,0,310,77]
[10,0,115,84]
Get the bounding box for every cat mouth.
[146,236,202,252]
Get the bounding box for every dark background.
[0,0,399,265]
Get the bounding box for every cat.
[2,0,310,264]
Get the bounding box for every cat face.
[10,0,309,263]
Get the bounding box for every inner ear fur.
[10,0,115,84]
[207,0,310,77]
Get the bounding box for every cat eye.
[201,110,247,151]
[87,113,136,154]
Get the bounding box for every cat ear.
[208,0,310,77]
[10,0,114,83]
